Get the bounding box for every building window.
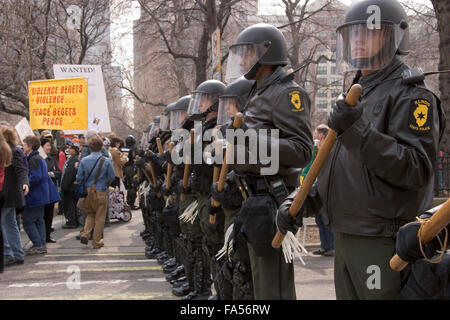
[316,99,328,109]
[316,77,327,86]
[331,65,336,75]
[317,65,327,75]
[317,88,328,98]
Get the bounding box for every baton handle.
[166,142,175,204]
[156,138,164,155]
[390,198,450,271]
[210,113,244,223]
[181,129,195,201]
[272,84,362,249]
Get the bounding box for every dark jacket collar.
[27,150,40,159]
[359,56,405,95]
[256,66,285,91]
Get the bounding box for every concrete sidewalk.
[14,210,336,300]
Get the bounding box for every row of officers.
[127,0,448,300]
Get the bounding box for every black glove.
[276,197,303,235]
[211,181,226,203]
[327,97,362,135]
[162,150,175,166]
[395,222,446,264]
[161,181,172,197]
[134,158,146,169]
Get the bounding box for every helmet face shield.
[149,120,160,138]
[217,96,239,126]
[170,109,187,130]
[336,23,405,73]
[187,92,215,115]
[160,114,170,131]
[225,43,269,84]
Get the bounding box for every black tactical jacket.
[233,66,313,187]
[315,56,445,237]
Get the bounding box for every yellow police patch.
[409,99,432,134]
[289,91,304,112]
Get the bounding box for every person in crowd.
[0,125,29,266]
[76,136,115,249]
[61,142,80,229]
[109,136,128,190]
[41,138,62,243]
[79,134,86,149]
[0,129,13,273]
[22,135,60,255]
[311,125,334,257]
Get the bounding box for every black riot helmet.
[217,77,255,126]
[187,80,226,116]
[160,103,175,132]
[149,116,160,138]
[225,23,288,83]
[125,135,136,147]
[170,95,190,130]
[336,0,409,73]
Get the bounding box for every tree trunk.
[431,0,450,153]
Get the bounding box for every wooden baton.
[156,137,164,155]
[209,113,244,224]
[165,142,175,204]
[271,84,363,249]
[390,198,450,271]
[181,129,195,201]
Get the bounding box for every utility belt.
[234,173,291,206]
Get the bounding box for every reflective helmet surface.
[187,80,226,115]
[171,95,191,130]
[336,0,409,73]
[125,135,136,147]
[225,23,288,83]
[217,77,255,126]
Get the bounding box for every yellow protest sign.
[28,77,88,130]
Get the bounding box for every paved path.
[0,210,336,300]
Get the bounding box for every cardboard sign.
[53,64,111,133]
[28,77,88,130]
[15,118,47,159]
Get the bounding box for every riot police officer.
[178,79,226,300]
[122,135,139,210]
[211,76,255,300]
[225,23,313,300]
[277,0,445,299]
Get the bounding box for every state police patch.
[409,99,432,134]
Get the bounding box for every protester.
[76,136,115,249]
[311,125,334,257]
[61,142,81,229]
[22,135,60,255]
[41,138,62,243]
[109,136,128,189]
[0,129,13,273]
[0,125,29,266]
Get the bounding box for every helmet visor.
[170,109,187,130]
[225,43,269,84]
[336,23,405,73]
[217,96,239,126]
[160,114,170,131]
[149,120,160,138]
[187,92,214,116]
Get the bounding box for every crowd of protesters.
[0,123,129,272]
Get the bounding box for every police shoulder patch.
[288,90,304,112]
[408,98,432,134]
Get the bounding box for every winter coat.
[1,145,29,209]
[61,155,79,193]
[25,150,60,208]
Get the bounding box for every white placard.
[53,64,111,133]
[15,118,47,159]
